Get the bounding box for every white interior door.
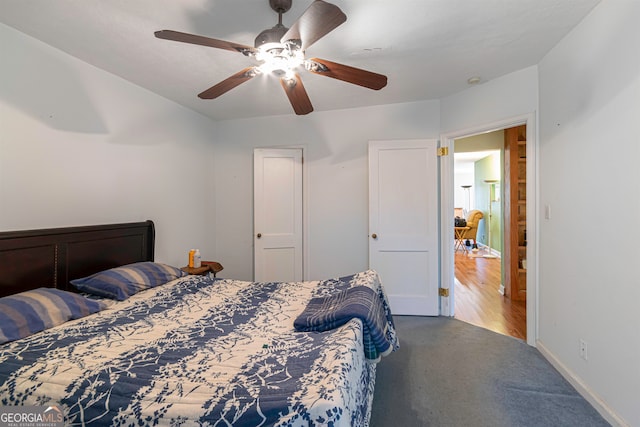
[369,139,439,315]
[254,148,303,282]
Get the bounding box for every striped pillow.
[0,288,109,345]
[71,262,187,301]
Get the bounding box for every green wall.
[474,153,502,253]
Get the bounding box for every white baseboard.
[498,284,505,295]
[536,341,629,427]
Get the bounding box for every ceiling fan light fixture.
[256,41,304,76]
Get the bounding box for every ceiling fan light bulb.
[259,56,288,75]
[257,40,304,76]
[284,69,296,81]
[287,52,304,68]
[258,62,275,74]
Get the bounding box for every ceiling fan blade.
[280,73,313,115]
[281,0,346,50]
[306,58,388,90]
[155,30,257,56]
[198,67,258,99]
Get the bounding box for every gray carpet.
[370,316,610,427]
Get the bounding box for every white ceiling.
[455,151,498,174]
[0,0,600,121]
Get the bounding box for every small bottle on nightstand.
[193,249,201,268]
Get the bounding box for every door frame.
[439,113,538,346]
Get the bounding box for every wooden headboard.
[0,221,155,297]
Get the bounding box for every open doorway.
[452,127,526,340]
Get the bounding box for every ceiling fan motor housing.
[255,25,288,49]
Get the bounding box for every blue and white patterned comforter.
[0,270,398,426]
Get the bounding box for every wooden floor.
[454,248,527,340]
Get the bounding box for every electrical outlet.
[579,339,588,361]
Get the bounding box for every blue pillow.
[0,288,109,345]
[71,262,187,301]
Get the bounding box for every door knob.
[371,233,378,239]
[256,233,262,238]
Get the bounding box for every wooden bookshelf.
[504,125,527,301]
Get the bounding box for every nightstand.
[181,261,224,277]
[202,261,223,277]
[181,265,210,276]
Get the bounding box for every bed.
[0,221,398,426]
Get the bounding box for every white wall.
[441,66,539,134]
[537,1,640,425]
[213,101,440,281]
[0,24,219,267]
[453,169,474,212]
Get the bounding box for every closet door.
[369,140,439,315]
[253,148,303,282]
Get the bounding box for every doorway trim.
[439,113,538,346]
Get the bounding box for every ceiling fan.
[155,0,387,115]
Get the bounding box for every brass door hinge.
[437,147,449,156]
[439,288,450,297]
